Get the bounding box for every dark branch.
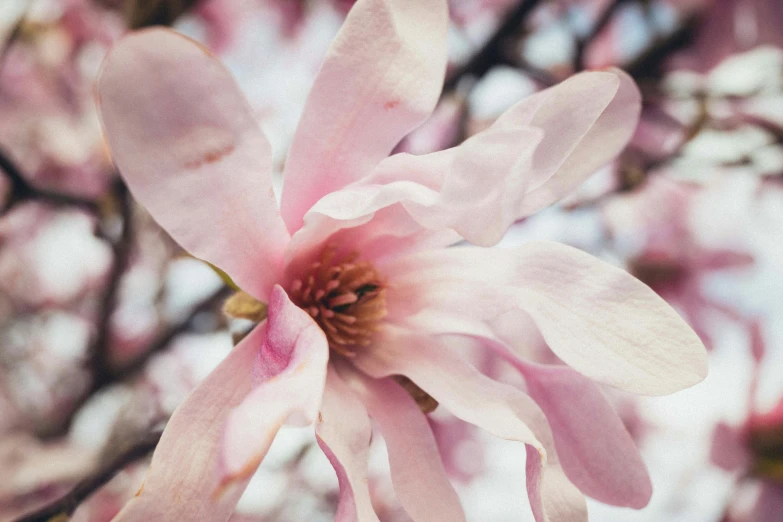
[443,0,544,93]
[642,94,709,171]
[109,285,231,380]
[624,17,698,81]
[0,148,99,213]
[14,429,163,522]
[92,0,206,28]
[38,284,231,439]
[89,180,134,389]
[573,0,628,71]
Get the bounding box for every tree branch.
[38,284,231,439]
[443,0,544,93]
[107,285,231,381]
[624,17,697,81]
[0,147,99,213]
[573,0,628,71]
[14,429,163,522]
[88,180,134,389]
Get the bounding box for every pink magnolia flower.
[96,0,707,520]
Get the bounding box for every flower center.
[288,245,386,356]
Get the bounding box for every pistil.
[288,246,387,356]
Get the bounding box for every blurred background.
[0,0,782,520]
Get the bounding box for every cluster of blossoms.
[95,0,708,520]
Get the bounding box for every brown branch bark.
[14,429,163,522]
[38,284,230,439]
[89,179,134,388]
[106,285,231,381]
[624,17,698,81]
[0,148,99,213]
[443,0,544,93]
[573,0,629,71]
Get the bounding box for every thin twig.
[643,99,708,170]
[109,285,231,380]
[39,285,230,439]
[14,429,163,522]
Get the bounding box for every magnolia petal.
[112,325,266,522]
[516,362,652,508]
[334,204,462,266]
[371,128,544,246]
[220,286,329,484]
[280,0,449,232]
[353,327,586,522]
[385,241,707,395]
[298,71,636,250]
[289,126,539,261]
[394,311,652,508]
[287,180,461,269]
[527,452,589,522]
[347,70,640,246]
[252,284,329,383]
[316,366,380,522]
[98,29,289,300]
[491,69,641,217]
[347,371,466,522]
[354,328,539,444]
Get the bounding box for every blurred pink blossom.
[0,0,123,198]
[711,395,783,521]
[0,204,111,307]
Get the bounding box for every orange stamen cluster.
[288,246,386,356]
